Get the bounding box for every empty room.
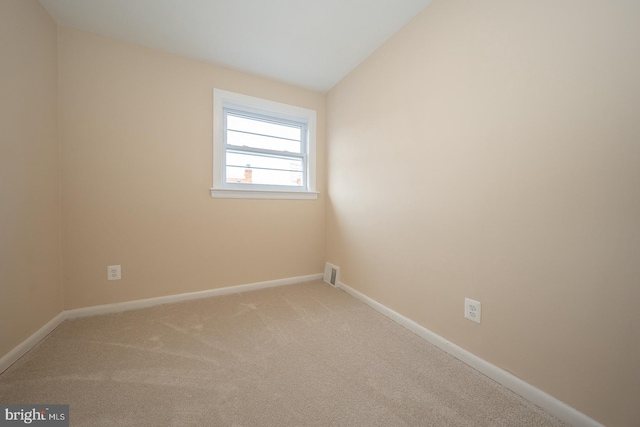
[1,0,638,426]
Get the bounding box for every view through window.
[224,110,306,188]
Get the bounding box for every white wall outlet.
[464,297,481,324]
[107,265,121,280]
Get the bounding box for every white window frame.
[211,89,318,200]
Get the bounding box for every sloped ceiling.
[39,0,432,92]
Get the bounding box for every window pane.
[226,166,304,187]
[227,130,301,153]
[227,114,301,141]
[226,151,304,187]
[227,152,303,171]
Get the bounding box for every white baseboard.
[66,273,323,319]
[337,280,604,427]
[0,311,66,375]
[0,273,323,374]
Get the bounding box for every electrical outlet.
[107,265,121,280]
[464,298,481,324]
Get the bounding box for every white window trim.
[211,89,318,200]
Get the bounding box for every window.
[211,89,318,199]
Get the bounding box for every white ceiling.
[39,0,432,92]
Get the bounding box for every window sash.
[212,88,317,200]
[222,107,309,190]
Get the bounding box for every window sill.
[210,188,319,200]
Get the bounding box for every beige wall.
[0,0,63,358]
[58,27,326,309]
[326,0,640,426]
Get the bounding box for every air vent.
[323,263,340,287]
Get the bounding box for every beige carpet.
[0,281,566,426]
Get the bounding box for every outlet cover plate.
[107,265,121,280]
[464,297,481,324]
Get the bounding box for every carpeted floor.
[0,281,567,426]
